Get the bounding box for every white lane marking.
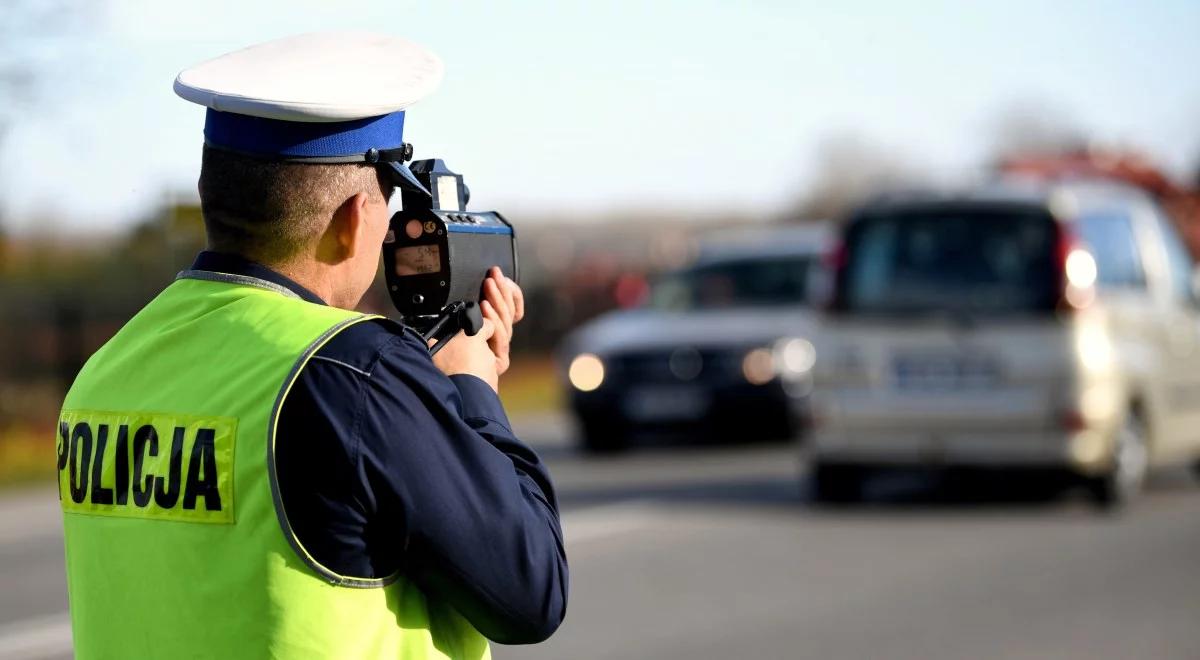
[0,501,658,659]
[562,501,658,546]
[0,612,72,660]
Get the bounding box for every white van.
[809,181,1200,507]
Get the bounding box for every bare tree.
[988,99,1089,162]
[791,133,923,221]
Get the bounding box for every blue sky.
[2,0,1198,232]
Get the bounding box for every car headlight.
[568,353,606,392]
[773,337,816,377]
[742,348,775,385]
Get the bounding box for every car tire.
[1088,411,1148,511]
[811,462,864,504]
[579,420,630,453]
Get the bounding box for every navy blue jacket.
[191,252,567,644]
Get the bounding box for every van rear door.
[823,204,1071,433]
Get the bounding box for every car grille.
[608,348,744,383]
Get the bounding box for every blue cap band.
[203,109,406,161]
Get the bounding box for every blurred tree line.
[0,200,665,432]
[0,203,206,428]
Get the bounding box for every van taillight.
[820,239,849,310]
[1060,409,1088,432]
[1054,222,1097,312]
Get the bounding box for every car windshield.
[649,254,813,311]
[840,207,1059,315]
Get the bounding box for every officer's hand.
[481,267,525,377]
[431,318,499,392]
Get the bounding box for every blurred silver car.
[560,228,826,451]
[809,181,1200,507]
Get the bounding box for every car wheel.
[811,462,864,504]
[1088,412,1148,511]
[579,420,630,453]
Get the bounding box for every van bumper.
[811,428,1113,476]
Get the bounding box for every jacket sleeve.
[356,329,568,644]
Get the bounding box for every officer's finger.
[481,301,512,372]
[476,317,496,343]
[494,270,518,324]
[484,277,514,330]
[481,300,509,343]
[482,301,511,355]
[487,266,504,287]
[482,280,509,335]
[490,266,518,322]
[505,277,525,323]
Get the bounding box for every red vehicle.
[1000,149,1200,258]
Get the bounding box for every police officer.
[57,33,567,659]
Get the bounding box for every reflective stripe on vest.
[59,272,490,660]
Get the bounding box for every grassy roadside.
[0,425,58,489]
[498,354,563,418]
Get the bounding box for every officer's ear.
[330,191,371,261]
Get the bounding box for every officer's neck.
[265,256,361,311]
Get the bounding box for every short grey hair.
[198,146,392,264]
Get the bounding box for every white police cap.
[174,32,443,162]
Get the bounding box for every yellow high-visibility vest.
[59,271,490,659]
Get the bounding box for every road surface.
[2,412,1198,659]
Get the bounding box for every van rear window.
[839,208,1059,315]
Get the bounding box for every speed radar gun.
[380,156,518,356]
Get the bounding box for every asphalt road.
[3,412,1199,659]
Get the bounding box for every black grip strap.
[424,302,484,356]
